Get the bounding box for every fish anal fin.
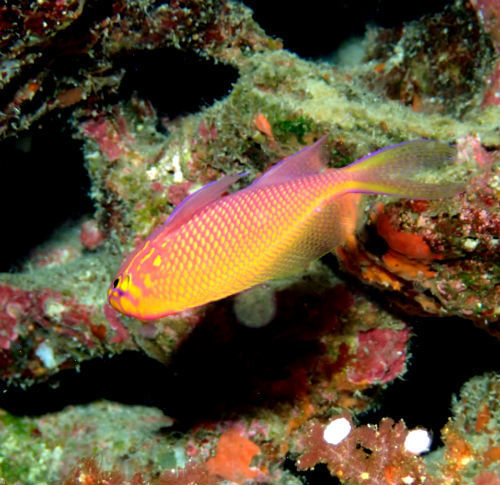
[250,134,330,188]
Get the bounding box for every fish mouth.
[107,288,176,321]
[107,287,147,319]
[107,288,128,314]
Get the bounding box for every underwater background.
[0,0,499,483]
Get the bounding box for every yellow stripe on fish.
[108,137,464,320]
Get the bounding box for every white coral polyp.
[404,429,432,455]
[323,417,352,445]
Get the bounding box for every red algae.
[62,458,134,485]
[206,428,262,482]
[156,462,216,485]
[80,220,105,250]
[347,328,410,385]
[475,471,500,485]
[296,418,433,485]
[0,282,137,380]
[102,304,130,344]
[166,182,194,207]
[376,211,441,261]
[81,118,130,162]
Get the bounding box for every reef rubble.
[0,0,499,483]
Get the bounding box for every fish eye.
[113,277,120,289]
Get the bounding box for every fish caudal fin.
[341,139,465,199]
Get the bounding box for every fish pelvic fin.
[341,139,465,199]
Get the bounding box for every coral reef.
[293,374,500,484]
[338,134,500,330]
[0,0,279,138]
[362,2,495,116]
[0,0,499,483]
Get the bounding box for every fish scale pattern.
[151,178,328,313]
[108,139,464,320]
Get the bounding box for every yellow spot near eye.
[121,274,131,291]
[144,274,152,288]
[153,255,162,266]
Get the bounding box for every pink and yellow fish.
[108,137,464,320]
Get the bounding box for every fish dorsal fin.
[250,134,330,188]
[155,173,247,237]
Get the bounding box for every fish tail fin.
[341,139,465,199]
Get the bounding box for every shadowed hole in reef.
[0,352,166,416]
[0,122,93,272]
[116,48,239,119]
[0,293,333,418]
[242,0,452,59]
[1,302,499,430]
[0,49,237,272]
[357,316,500,450]
[0,306,498,485]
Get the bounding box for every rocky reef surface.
[0,0,499,484]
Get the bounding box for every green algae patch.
[274,116,314,143]
[0,411,63,485]
[0,402,175,484]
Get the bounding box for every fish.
[108,136,464,320]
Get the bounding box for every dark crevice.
[284,458,341,484]
[0,352,165,417]
[242,0,452,59]
[0,296,498,485]
[0,296,325,419]
[0,122,93,272]
[2,312,499,430]
[357,316,500,443]
[0,51,238,273]
[0,0,118,109]
[116,48,239,119]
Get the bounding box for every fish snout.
[107,286,125,312]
